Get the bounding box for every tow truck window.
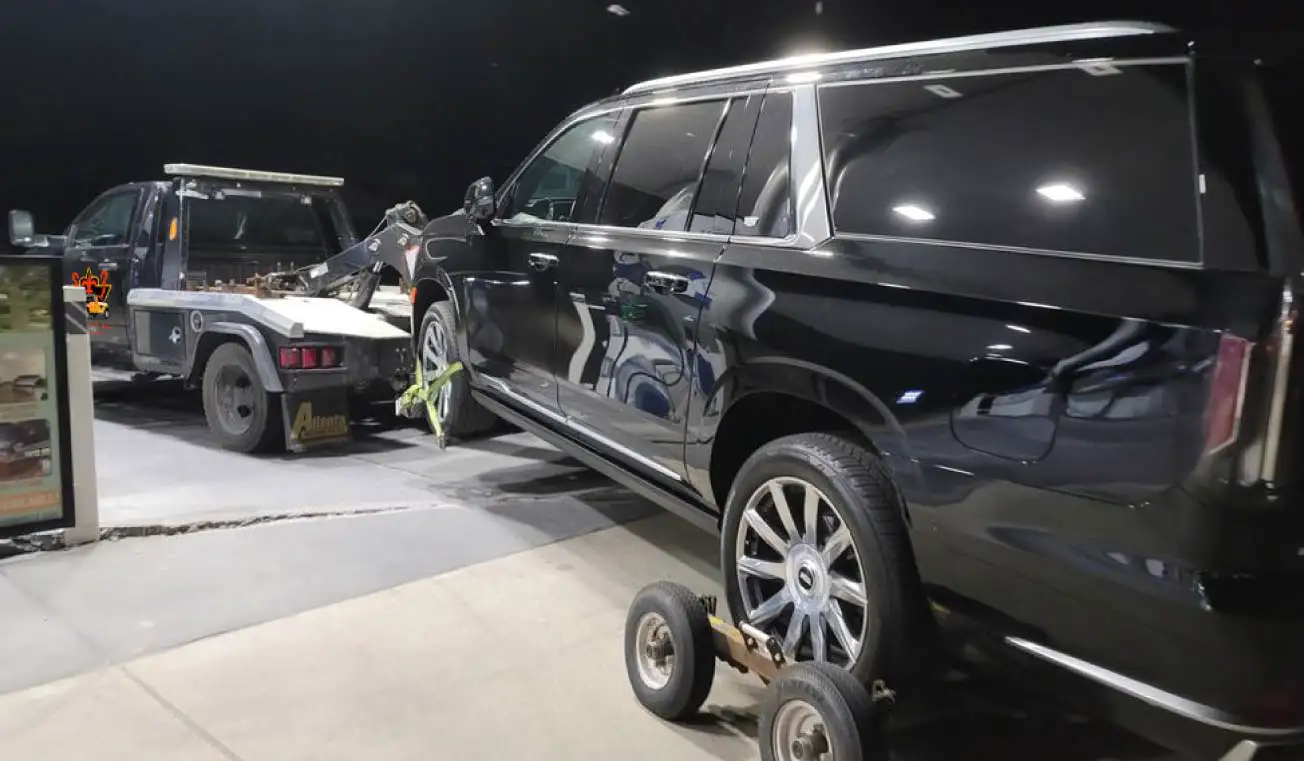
[185,195,338,255]
[71,191,139,247]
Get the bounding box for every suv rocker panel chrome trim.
[479,376,686,483]
[1007,637,1304,738]
[472,390,718,533]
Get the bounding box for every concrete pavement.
[91,379,593,528]
[0,381,1181,760]
[0,515,1172,761]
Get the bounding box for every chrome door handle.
[644,271,689,294]
[528,252,559,271]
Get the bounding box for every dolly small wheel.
[624,581,717,721]
[759,663,889,761]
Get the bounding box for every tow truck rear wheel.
[419,301,497,440]
[202,342,284,453]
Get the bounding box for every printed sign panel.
[0,256,75,539]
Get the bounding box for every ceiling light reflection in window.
[892,204,936,222]
[1036,183,1085,203]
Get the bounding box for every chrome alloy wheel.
[734,477,869,668]
[420,318,452,423]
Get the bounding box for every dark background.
[0,0,1297,245]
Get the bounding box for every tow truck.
[7,164,428,453]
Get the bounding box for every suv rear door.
[554,92,769,483]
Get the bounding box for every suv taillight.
[278,345,344,371]
[1203,333,1253,456]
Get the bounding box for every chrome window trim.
[1256,282,1296,484]
[836,232,1202,270]
[1007,637,1304,737]
[622,87,772,110]
[790,84,833,249]
[623,22,1175,95]
[814,56,1188,89]
[569,222,729,244]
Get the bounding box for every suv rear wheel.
[721,432,924,688]
[418,301,497,439]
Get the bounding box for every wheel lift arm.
[287,201,429,308]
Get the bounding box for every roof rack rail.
[622,21,1175,96]
[163,163,345,187]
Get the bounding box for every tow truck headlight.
[279,345,344,370]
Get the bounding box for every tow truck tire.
[202,342,284,454]
[419,301,497,439]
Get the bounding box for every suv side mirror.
[8,210,36,247]
[463,177,496,223]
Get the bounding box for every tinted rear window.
[186,195,338,254]
[820,64,1199,262]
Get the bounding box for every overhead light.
[1007,324,1031,334]
[892,204,935,222]
[606,4,630,16]
[987,344,1013,351]
[591,130,615,144]
[1037,183,1085,203]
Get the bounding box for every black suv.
[412,22,1304,759]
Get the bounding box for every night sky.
[0,0,1296,247]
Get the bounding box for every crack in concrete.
[0,505,420,556]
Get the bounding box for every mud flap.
[281,387,352,452]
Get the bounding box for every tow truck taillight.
[1203,333,1253,456]
[278,345,344,371]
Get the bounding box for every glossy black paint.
[413,24,1304,757]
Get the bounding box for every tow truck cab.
[9,164,360,364]
[8,165,414,453]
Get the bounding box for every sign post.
[0,256,76,541]
[61,285,98,545]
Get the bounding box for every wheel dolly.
[624,581,896,761]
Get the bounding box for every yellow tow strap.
[396,360,464,450]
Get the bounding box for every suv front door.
[467,111,620,414]
[65,187,142,356]
[555,96,751,484]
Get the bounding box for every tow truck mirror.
[8,210,36,247]
[463,177,496,223]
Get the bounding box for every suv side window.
[735,91,794,238]
[599,100,728,231]
[504,113,620,224]
[71,191,140,247]
[819,65,1199,262]
[690,94,763,235]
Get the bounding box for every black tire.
[759,662,889,761]
[201,342,283,453]
[721,432,927,688]
[417,301,497,439]
[623,581,717,721]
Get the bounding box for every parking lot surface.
[0,383,1181,761]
